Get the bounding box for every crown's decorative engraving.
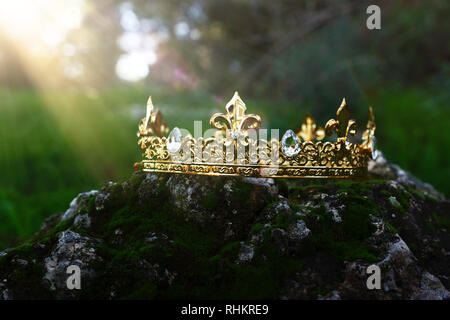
[210,92,261,137]
[135,93,376,178]
[325,98,357,141]
[297,115,325,142]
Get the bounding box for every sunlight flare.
[0,0,85,49]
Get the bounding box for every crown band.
[135,92,376,178]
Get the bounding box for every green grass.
[0,84,449,249]
[370,87,450,196]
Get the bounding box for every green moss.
[340,195,378,240]
[289,184,328,197]
[0,240,54,299]
[409,188,426,201]
[200,179,225,210]
[105,183,128,209]
[389,196,406,215]
[122,282,158,300]
[129,173,145,191]
[276,179,289,196]
[404,185,432,202]
[8,260,53,299]
[395,189,411,212]
[251,223,264,233]
[208,254,221,263]
[261,204,296,236]
[225,259,301,299]
[273,209,294,228]
[231,180,253,205]
[219,241,240,257]
[81,196,234,299]
[408,243,418,254]
[297,195,379,264]
[308,204,329,219]
[385,221,398,234]
[335,180,376,196]
[80,244,160,299]
[380,190,391,198]
[300,230,378,264]
[424,218,435,232]
[288,181,384,266]
[87,196,96,214]
[433,212,450,229]
[202,193,220,209]
[220,236,303,299]
[312,288,333,297]
[155,181,170,200]
[425,193,439,202]
[332,241,378,262]
[103,205,138,237]
[289,201,301,212]
[84,195,310,299]
[3,242,32,257]
[53,216,75,234]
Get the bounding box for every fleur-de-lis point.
[297,114,325,141]
[210,91,261,134]
[139,95,168,137]
[145,96,154,128]
[338,98,346,113]
[325,97,357,141]
[362,106,376,147]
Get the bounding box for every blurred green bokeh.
[0,0,449,248]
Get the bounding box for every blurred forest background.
[0,0,449,248]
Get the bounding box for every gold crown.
[135,92,376,178]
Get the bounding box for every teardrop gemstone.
[281,129,301,157]
[167,127,182,153]
[370,136,378,160]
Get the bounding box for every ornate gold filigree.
[297,115,325,142]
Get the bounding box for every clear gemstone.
[167,127,182,153]
[281,129,301,157]
[230,130,239,139]
[371,136,378,159]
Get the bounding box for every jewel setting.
[167,127,182,153]
[281,130,301,157]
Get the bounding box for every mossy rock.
[0,153,449,300]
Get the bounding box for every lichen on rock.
[43,230,102,297]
